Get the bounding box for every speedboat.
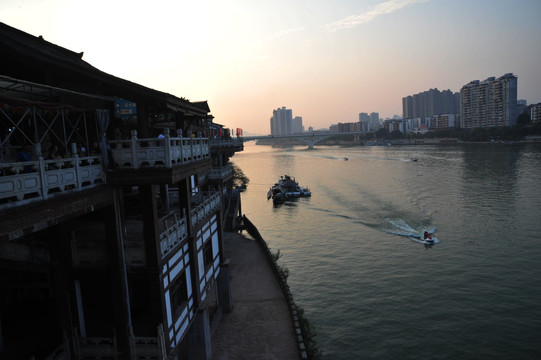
[414,231,439,245]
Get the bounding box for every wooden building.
[0,22,243,359]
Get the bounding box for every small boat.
[236,184,247,192]
[267,175,311,204]
[299,186,311,197]
[410,231,439,245]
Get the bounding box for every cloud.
[323,0,429,32]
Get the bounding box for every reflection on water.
[233,142,541,360]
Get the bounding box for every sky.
[2,0,541,134]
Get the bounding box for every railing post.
[38,157,48,200]
[176,129,183,165]
[74,155,81,190]
[190,132,194,162]
[131,130,139,169]
[164,128,172,167]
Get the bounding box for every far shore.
[254,135,541,147]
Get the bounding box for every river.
[231,141,541,360]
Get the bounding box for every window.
[171,272,188,316]
[203,240,213,270]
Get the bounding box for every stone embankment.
[211,215,308,360]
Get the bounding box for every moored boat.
[267,174,311,204]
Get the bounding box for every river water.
[231,142,541,360]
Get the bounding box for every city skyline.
[1,0,540,134]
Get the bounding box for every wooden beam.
[0,186,113,243]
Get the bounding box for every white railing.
[0,155,105,210]
[75,324,166,360]
[207,164,233,180]
[210,138,243,148]
[109,130,210,169]
[159,210,188,258]
[75,337,117,359]
[191,191,221,225]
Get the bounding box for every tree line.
[374,113,541,142]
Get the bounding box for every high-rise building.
[292,116,304,134]
[370,112,379,125]
[359,112,370,132]
[460,73,518,128]
[270,107,294,135]
[531,103,541,123]
[402,89,460,119]
[433,114,457,129]
[359,112,370,123]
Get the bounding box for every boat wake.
[383,219,439,245]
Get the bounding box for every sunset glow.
[2,0,540,134]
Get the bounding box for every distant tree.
[375,128,389,139]
[517,113,531,126]
[390,130,403,139]
[434,129,453,138]
[532,121,541,135]
[362,133,376,141]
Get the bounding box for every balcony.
[207,164,233,181]
[110,130,210,169]
[191,191,221,226]
[159,210,188,259]
[107,131,212,185]
[0,155,105,211]
[71,209,190,268]
[209,137,243,153]
[72,325,167,360]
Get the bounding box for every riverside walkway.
[211,230,301,359]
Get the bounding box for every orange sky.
[2,0,541,134]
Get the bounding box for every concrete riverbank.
[211,230,302,359]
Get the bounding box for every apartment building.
[460,73,518,128]
[531,103,541,123]
[270,107,293,135]
[402,89,460,120]
[370,112,380,126]
[292,116,304,134]
[433,114,458,129]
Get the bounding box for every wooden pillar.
[140,185,160,269]
[177,179,193,234]
[0,312,3,357]
[217,259,232,313]
[159,184,170,212]
[178,178,200,306]
[139,185,163,329]
[187,305,212,360]
[73,280,86,337]
[216,209,232,313]
[49,224,76,359]
[104,188,134,360]
[216,208,225,264]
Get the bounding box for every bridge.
[242,132,366,149]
